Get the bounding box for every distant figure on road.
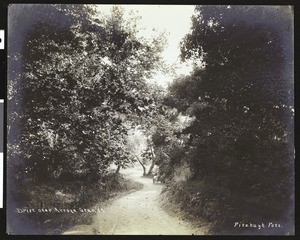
[153,172,166,184]
[153,173,159,184]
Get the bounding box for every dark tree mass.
[160,6,294,234]
[8,4,163,183]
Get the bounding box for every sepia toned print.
[7,4,294,235]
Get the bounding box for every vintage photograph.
[7,4,294,235]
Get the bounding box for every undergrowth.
[8,173,143,234]
[160,179,294,235]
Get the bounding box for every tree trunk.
[147,157,156,176]
[135,156,146,176]
[147,142,156,176]
[115,165,121,174]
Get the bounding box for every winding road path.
[63,166,207,235]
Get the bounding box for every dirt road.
[63,166,207,235]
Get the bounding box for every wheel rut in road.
[63,167,207,235]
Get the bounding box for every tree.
[8,4,166,183]
[140,98,191,176]
[167,5,294,227]
[126,127,148,176]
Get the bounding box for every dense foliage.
[8,4,164,185]
[158,6,294,234]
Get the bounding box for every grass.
[159,188,212,234]
[159,178,294,235]
[8,173,143,234]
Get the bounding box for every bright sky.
[96,5,196,88]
